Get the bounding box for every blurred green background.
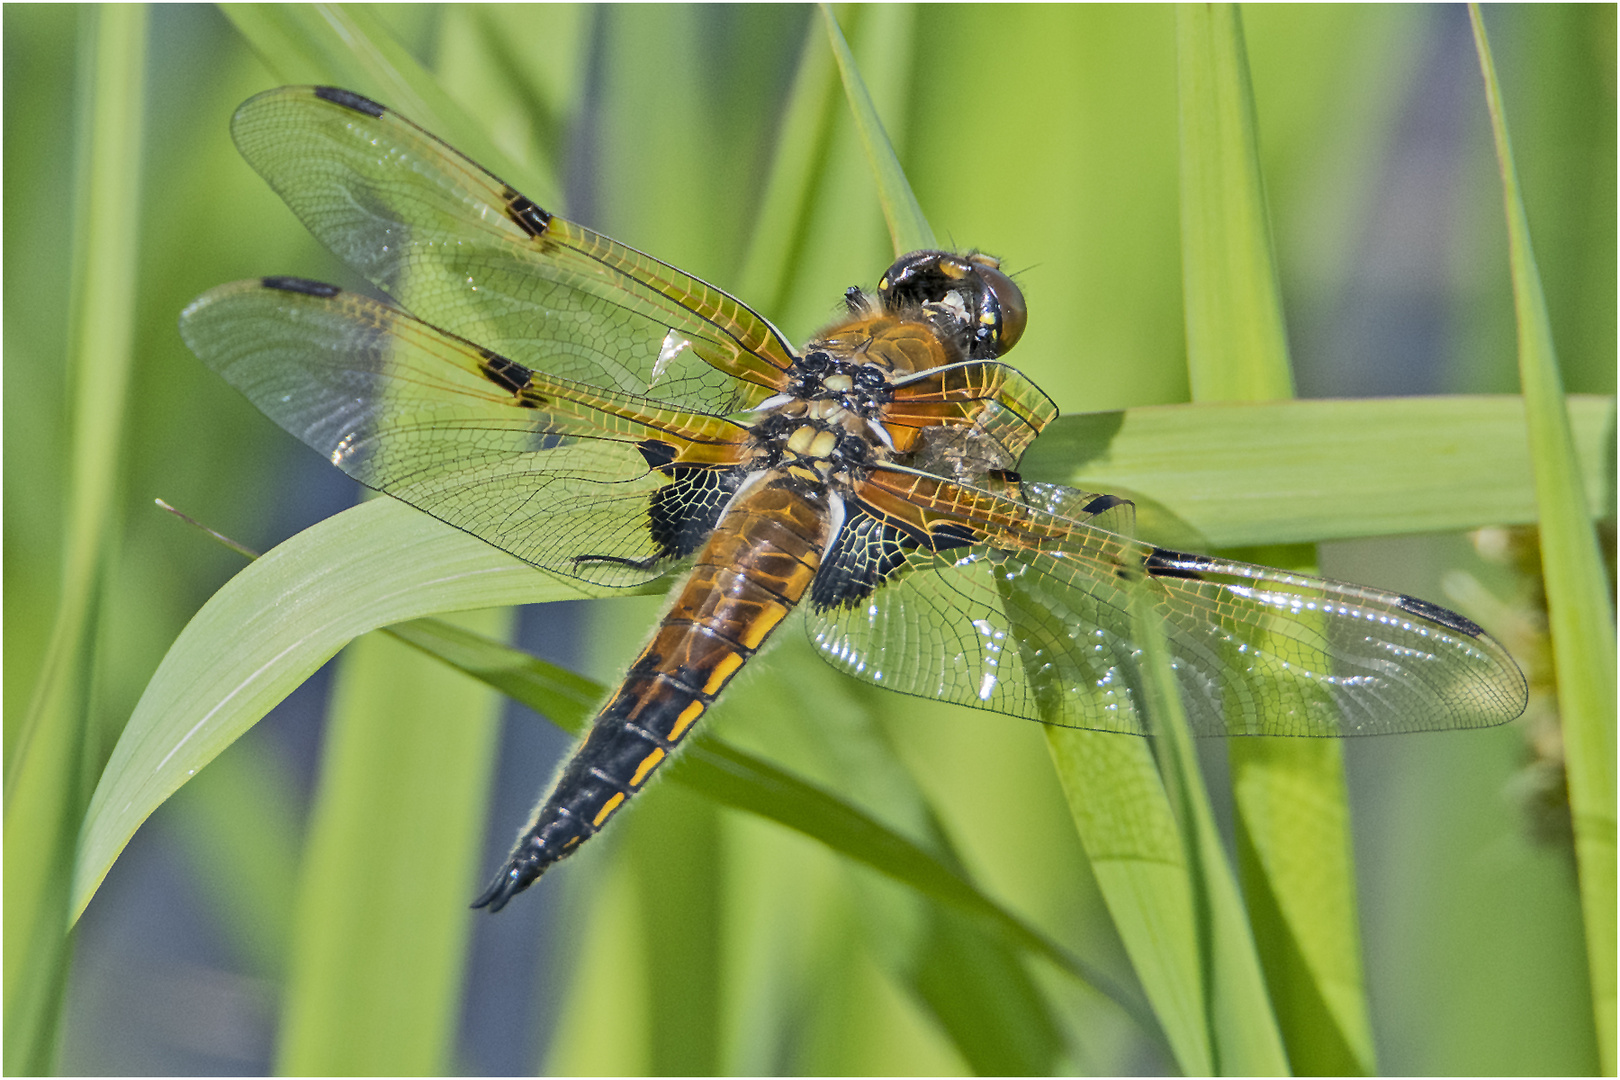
[4,4,1612,1075]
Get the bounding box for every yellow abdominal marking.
[739,604,787,650]
[669,698,705,740]
[593,791,626,827]
[702,652,745,695]
[630,747,666,787]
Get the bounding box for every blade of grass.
[69,498,644,923]
[735,12,841,312]
[382,617,1154,1034]
[1133,592,1288,1076]
[819,4,935,254]
[1044,727,1213,1074]
[1471,9,1617,1071]
[3,9,146,1073]
[1024,395,1615,549]
[1178,4,1371,1072]
[276,608,510,1075]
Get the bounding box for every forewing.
[807,467,1527,736]
[180,278,751,587]
[229,86,796,413]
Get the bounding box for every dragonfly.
[180,86,1528,912]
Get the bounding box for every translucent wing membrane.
[808,469,1528,737]
[180,279,751,587]
[229,86,797,414]
[884,361,1058,469]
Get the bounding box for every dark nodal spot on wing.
[504,189,553,237]
[479,350,533,394]
[637,439,678,471]
[262,276,340,298]
[1144,547,1211,581]
[314,86,386,118]
[1397,594,1485,637]
[988,468,1022,484]
[1081,493,1125,516]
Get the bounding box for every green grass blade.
[69,499,646,922]
[1471,9,1617,1071]
[1177,3,1294,403]
[3,9,146,1072]
[276,609,509,1075]
[1178,5,1371,1071]
[819,4,935,254]
[1024,395,1616,549]
[1134,592,1288,1076]
[735,18,841,313]
[1044,727,1213,1073]
[384,617,1152,1033]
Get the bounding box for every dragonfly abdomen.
[473,473,834,910]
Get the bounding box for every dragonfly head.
[877,250,1027,359]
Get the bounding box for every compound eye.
[973,262,1026,356]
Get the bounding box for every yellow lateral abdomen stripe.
[592,791,626,827]
[702,651,745,695]
[630,748,666,787]
[669,699,705,741]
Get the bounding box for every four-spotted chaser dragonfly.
[180,87,1527,911]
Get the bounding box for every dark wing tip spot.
[987,468,1023,484]
[1397,594,1486,637]
[1144,546,1214,581]
[314,86,386,118]
[262,276,341,298]
[1081,493,1126,516]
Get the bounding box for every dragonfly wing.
[883,360,1058,470]
[180,278,753,587]
[229,86,797,414]
[806,466,1528,736]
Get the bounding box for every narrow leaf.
[388,613,1153,1033]
[1178,4,1371,1071]
[1024,395,1616,549]
[1471,9,1617,1071]
[70,498,640,922]
[819,4,935,254]
[4,10,146,1073]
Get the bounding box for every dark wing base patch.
[648,465,745,562]
[811,507,916,611]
